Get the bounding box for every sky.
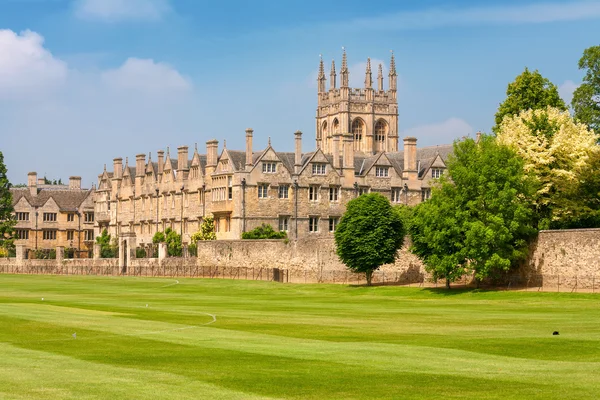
[1,0,599,186]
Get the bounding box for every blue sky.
[1,0,599,186]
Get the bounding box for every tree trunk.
[446,278,450,289]
[366,270,373,286]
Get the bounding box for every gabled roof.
[11,188,94,212]
[417,144,453,178]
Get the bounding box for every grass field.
[0,275,599,399]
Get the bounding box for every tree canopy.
[153,228,182,256]
[334,193,405,285]
[96,229,118,258]
[190,217,217,242]
[572,45,600,133]
[496,106,600,228]
[493,68,566,133]
[0,151,16,253]
[409,135,536,287]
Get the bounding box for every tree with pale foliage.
[497,106,600,228]
[191,216,216,242]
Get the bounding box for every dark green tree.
[0,151,16,254]
[96,229,117,258]
[493,68,566,133]
[242,223,287,239]
[572,45,600,133]
[410,135,537,287]
[153,228,182,256]
[334,193,405,285]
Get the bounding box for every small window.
[329,187,339,202]
[228,176,233,200]
[43,230,57,240]
[278,185,289,199]
[312,163,326,175]
[431,168,443,179]
[258,184,269,199]
[375,166,389,177]
[421,188,431,201]
[262,162,277,173]
[328,217,339,232]
[309,217,319,232]
[85,212,94,222]
[16,212,29,221]
[214,217,220,233]
[43,213,57,222]
[84,230,94,241]
[67,213,75,222]
[279,216,289,232]
[391,188,402,203]
[358,187,369,196]
[16,229,29,239]
[309,185,319,201]
[67,231,74,241]
[225,217,231,232]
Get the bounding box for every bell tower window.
[375,120,387,152]
[352,119,364,151]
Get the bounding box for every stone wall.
[519,229,600,289]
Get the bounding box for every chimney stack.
[113,158,123,179]
[157,151,164,175]
[245,128,254,169]
[69,176,81,190]
[403,137,418,182]
[332,134,340,170]
[342,133,355,183]
[135,154,146,177]
[206,139,219,176]
[294,131,302,174]
[28,172,37,197]
[177,146,189,171]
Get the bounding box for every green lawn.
[0,275,599,399]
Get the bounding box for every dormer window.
[312,163,326,175]
[262,162,276,173]
[375,166,389,177]
[431,168,443,179]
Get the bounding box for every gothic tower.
[316,50,399,155]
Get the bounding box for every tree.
[572,45,600,133]
[96,229,117,258]
[190,217,217,242]
[153,228,182,256]
[496,106,600,228]
[242,224,287,239]
[410,135,536,287]
[0,151,16,253]
[334,193,405,285]
[493,68,566,133]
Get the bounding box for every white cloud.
[73,0,171,22]
[102,58,192,93]
[344,1,600,30]
[558,80,578,105]
[403,118,473,144]
[0,29,67,97]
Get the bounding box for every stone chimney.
[69,176,81,190]
[177,146,189,172]
[37,178,45,185]
[294,131,302,174]
[135,154,146,177]
[476,131,482,143]
[113,158,123,180]
[206,139,219,176]
[342,133,355,182]
[332,134,340,170]
[403,137,418,182]
[245,128,253,169]
[28,172,37,197]
[157,150,164,175]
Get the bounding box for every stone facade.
[11,172,95,256]
[95,52,452,244]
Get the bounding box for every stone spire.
[364,58,372,89]
[377,63,384,91]
[389,50,397,91]
[330,59,336,90]
[317,55,326,93]
[340,47,349,87]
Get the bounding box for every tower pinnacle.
[389,50,397,91]
[330,59,336,90]
[377,63,384,91]
[365,58,372,89]
[317,55,326,93]
[340,47,349,87]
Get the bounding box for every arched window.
[375,120,387,142]
[352,119,364,150]
[333,119,339,134]
[318,121,327,141]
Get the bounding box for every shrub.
[242,224,287,240]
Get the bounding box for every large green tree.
[334,193,405,285]
[410,135,537,287]
[0,151,16,253]
[493,68,566,133]
[572,45,600,133]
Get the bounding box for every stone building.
[11,172,95,256]
[95,51,452,244]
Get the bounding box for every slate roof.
[11,188,94,211]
